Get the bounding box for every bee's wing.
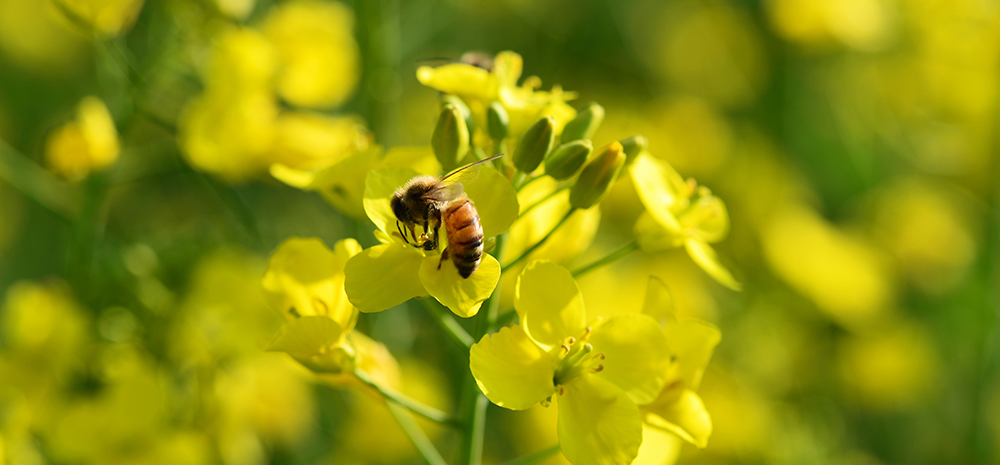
[439,153,507,186]
[423,183,465,202]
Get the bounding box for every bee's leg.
[396,221,410,244]
[408,224,420,244]
[431,209,443,246]
[438,248,450,270]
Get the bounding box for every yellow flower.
[270,112,371,171]
[470,261,672,465]
[637,278,718,449]
[44,97,119,180]
[263,237,363,373]
[344,163,518,317]
[629,153,740,290]
[178,28,279,183]
[263,0,361,109]
[417,51,578,140]
[52,0,144,37]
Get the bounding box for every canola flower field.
[0,1,998,464]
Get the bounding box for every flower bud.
[442,94,475,135]
[560,102,604,142]
[545,139,592,180]
[619,134,648,167]
[487,102,509,140]
[513,115,555,173]
[569,141,625,209]
[432,103,470,171]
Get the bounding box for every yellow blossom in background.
[836,321,939,410]
[869,178,979,294]
[264,0,361,109]
[179,27,279,183]
[215,0,256,20]
[761,203,895,329]
[766,0,895,51]
[271,112,371,171]
[0,0,87,74]
[44,97,120,180]
[51,0,145,37]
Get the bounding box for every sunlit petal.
[419,253,500,318]
[590,314,671,405]
[515,260,586,349]
[644,389,712,448]
[344,243,426,313]
[629,154,685,233]
[267,316,354,373]
[363,166,423,236]
[470,324,555,410]
[684,237,741,290]
[462,165,519,238]
[558,375,642,465]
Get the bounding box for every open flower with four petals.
[470,261,672,465]
[344,163,518,317]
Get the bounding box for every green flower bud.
[442,94,475,135]
[513,115,555,173]
[560,102,604,142]
[487,102,509,140]
[545,139,592,180]
[619,134,648,167]
[569,141,625,209]
[432,103,470,171]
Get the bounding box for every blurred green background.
[0,0,997,464]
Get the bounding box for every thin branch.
[571,240,640,278]
[353,369,461,427]
[499,445,561,465]
[385,401,449,465]
[421,298,475,349]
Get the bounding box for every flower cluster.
[263,50,738,465]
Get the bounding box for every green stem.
[458,233,507,465]
[421,298,474,349]
[570,240,640,278]
[385,401,448,465]
[519,186,569,218]
[353,370,461,427]
[504,208,576,269]
[499,445,561,465]
[0,139,77,218]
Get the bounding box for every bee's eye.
[391,196,408,220]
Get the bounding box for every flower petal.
[678,193,729,243]
[416,63,496,101]
[262,237,360,331]
[634,212,684,252]
[344,243,427,313]
[462,165,519,238]
[629,154,685,233]
[665,319,720,391]
[505,179,600,267]
[589,314,671,406]
[643,389,712,448]
[684,237,742,290]
[267,316,354,373]
[515,260,586,349]
[558,374,642,465]
[632,424,683,465]
[419,252,500,318]
[470,324,555,410]
[363,166,422,236]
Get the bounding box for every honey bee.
[390,153,506,278]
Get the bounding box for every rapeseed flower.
[630,153,740,290]
[44,97,119,180]
[52,0,144,37]
[344,164,518,317]
[637,278,718,450]
[416,51,577,142]
[470,261,671,465]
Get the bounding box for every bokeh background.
[1,0,998,464]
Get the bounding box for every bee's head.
[390,192,408,222]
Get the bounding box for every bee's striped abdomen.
[444,197,484,278]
